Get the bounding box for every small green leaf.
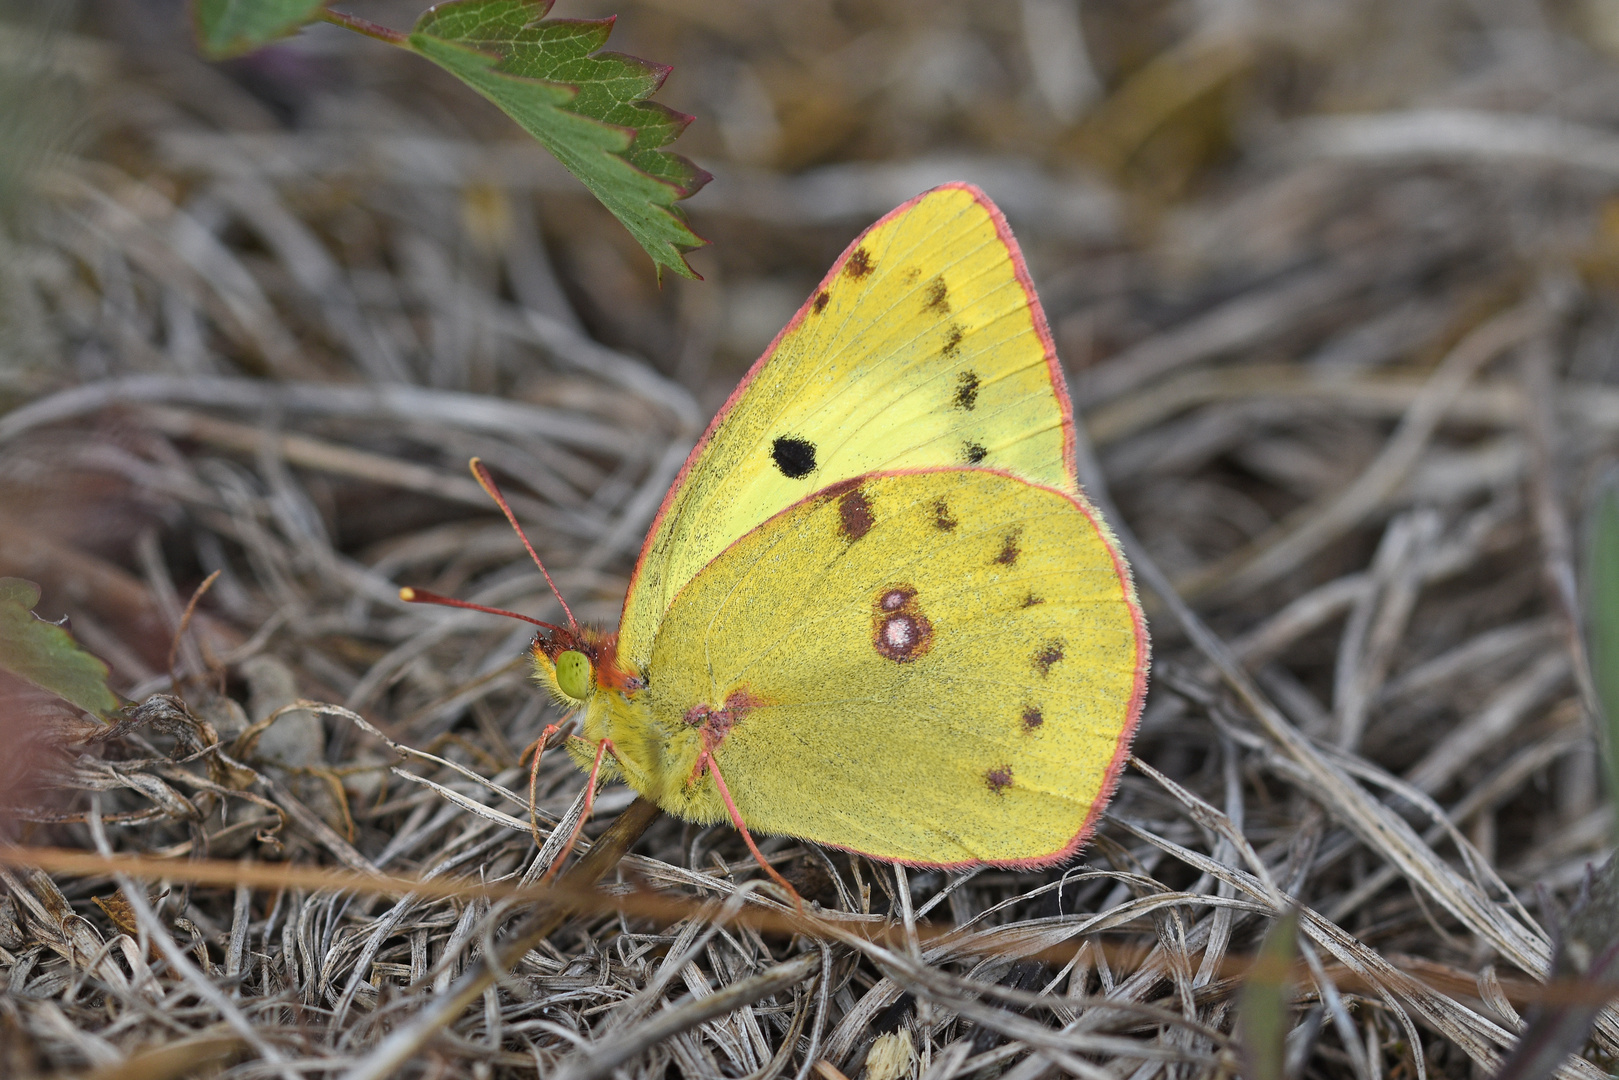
[406,0,709,279]
[1238,907,1301,1080]
[1586,472,1619,825]
[0,577,119,718]
[193,0,328,59]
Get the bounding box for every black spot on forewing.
[1022,706,1044,731]
[845,248,874,279]
[813,291,829,314]
[985,766,1013,795]
[1034,640,1065,676]
[838,488,874,541]
[925,275,949,313]
[942,325,964,357]
[1021,593,1044,608]
[954,370,979,410]
[963,442,988,465]
[771,436,817,478]
[932,499,957,532]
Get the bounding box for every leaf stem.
[318,7,409,46]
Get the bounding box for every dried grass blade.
[1179,302,1546,600]
[550,952,819,1080]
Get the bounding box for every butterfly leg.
[521,723,565,850]
[700,749,804,912]
[539,737,614,885]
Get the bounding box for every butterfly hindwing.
[619,184,1077,669]
[640,469,1146,867]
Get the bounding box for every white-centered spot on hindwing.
[871,585,932,663]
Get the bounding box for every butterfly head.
[530,625,640,710]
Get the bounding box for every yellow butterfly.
[411,184,1148,880]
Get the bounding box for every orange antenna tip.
[470,457,496,498]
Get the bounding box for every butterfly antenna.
[469,457,580,635]
[397,586,570,636]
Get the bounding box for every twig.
[552,952,821,1080]
[336,796,664,1080]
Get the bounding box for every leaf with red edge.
[407,0,709,279]
[193,0,329,59]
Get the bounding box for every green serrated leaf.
[193,0,328,59]
[0,577,119,718]
[406,0,709,279]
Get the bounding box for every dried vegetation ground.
[5,0,1619,1077]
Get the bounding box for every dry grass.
[4,0,1619,1077]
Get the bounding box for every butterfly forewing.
[640,469,1146,867]
[619,184,1077,670]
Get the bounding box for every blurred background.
[9,0,1618,672]
[7,0,1619,1075]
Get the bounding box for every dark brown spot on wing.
[813,291,830,314]
[872,585,932,662]
[954,370,979,410]
[942,325,964,357]
[985,766,1013,794]
[879,587,915,612]
[1034,640,1065,675]
[995,529,1022,566]
[1021,593,1044,608]
[902,267,920,284]
[838,488,874,541]
[932,499,957,532]
[963,442,987,465]
[1022,706,1043,731]
[845,248,873,279]
[925,275,949,313]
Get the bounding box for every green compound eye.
[554,650,592,701]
